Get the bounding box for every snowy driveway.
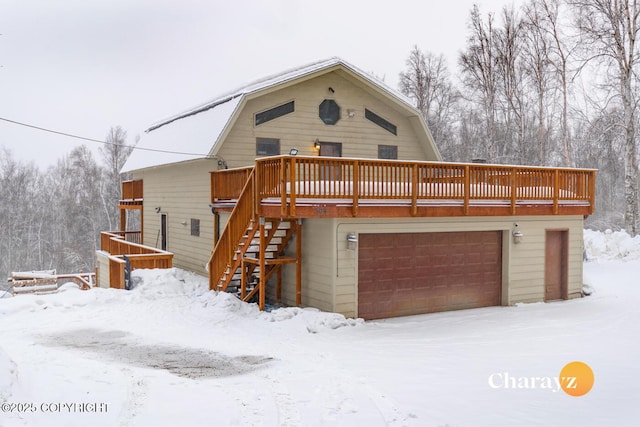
[1,254,639,426]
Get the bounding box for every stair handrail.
[208,169,256,290]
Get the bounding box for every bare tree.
[522,0,555,165]
[399,46,460,159]
[460,5,500,161]
[570,0,640,234]
[100,126,135,230]
[495,5,529,163]
[540,0,574,167]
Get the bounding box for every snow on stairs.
[216,219,296,301]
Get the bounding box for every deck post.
[290,157,296,217]
[296,218,302,306]
[352,160,359,217]
[510,169,517,215]
[464,165,470,215]
[280,157,287,218]
[276,265,282,302]
[259,216,266,311]
[120,208,127,232]
[589,171,596,214]
[411,163,418,216]
[241,259,247,300]
[553,169,560,214]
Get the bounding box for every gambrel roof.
[123,57,439,172]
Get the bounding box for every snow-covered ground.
[1,229,639,426]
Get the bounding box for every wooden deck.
[211,156,596,218]
[208,156,596,310]
[100,231,173,289]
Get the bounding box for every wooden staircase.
[208,169,302,309]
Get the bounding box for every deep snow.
[0,229,639,426]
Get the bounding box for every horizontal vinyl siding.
[136,160,216,276]
[216,71,434,168]
[508,220,584,302]
[330,216,584,318]
[281,218,335,312]
[96,251,110,289]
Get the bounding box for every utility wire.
[0,116,210,157]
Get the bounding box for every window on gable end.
[255,101,295,126]
[365,108,397,135]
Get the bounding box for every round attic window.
[319,99,340,125]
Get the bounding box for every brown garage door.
[358,231,502,320]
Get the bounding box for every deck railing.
[121,180,143,201]
[100,231,173,288]
[252,156,596,217]
[208,169,257,290]
[210,166,254,201]
[101,230,141,246]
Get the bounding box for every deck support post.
[296,218,302,306]
[553,169,560,215]
[352,160,359,217]
[463,165,470,215]
[259,216,266,311]
[411,163,418,216]
[289,157,296,217]
[119,209,127,232]
[510,169,517,215]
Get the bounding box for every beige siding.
[216,71,435,168]
[96,251,111,289]
[133,159,216,276]
[281,218,336,312]
[297,216,584,318]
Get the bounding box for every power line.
[0,116,210,157]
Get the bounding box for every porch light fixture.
[155,207,161,214]
[512,223,523,244]
[314,139,321,151]
[289,148,299,156]
[346,232,358,250]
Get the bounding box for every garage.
[358,231,503,320]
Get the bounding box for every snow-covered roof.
[122,96,241,172]
[122,57,421,172]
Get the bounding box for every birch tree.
[100,126,135,230]
[522,0,555,165]
[460,5,500,161]
[399,46,460,159]
[570,0,640,234]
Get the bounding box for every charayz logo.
[488,361,594,397]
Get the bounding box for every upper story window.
[365,108,397,135]
[378,145,398,160]
[255,101,294,126]
[319,99,340,125]
[256,138,280,156]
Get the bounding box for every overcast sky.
[0,0,521,169]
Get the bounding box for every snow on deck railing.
[100,231,173,289]
[252,156,596,217]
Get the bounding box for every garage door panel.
[358,231,502,320]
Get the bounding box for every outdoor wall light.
[314,139,321,151]
[346,232,358,250]
[289,148,299,156]
[155,207,161,214]
[512,223,523,244]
